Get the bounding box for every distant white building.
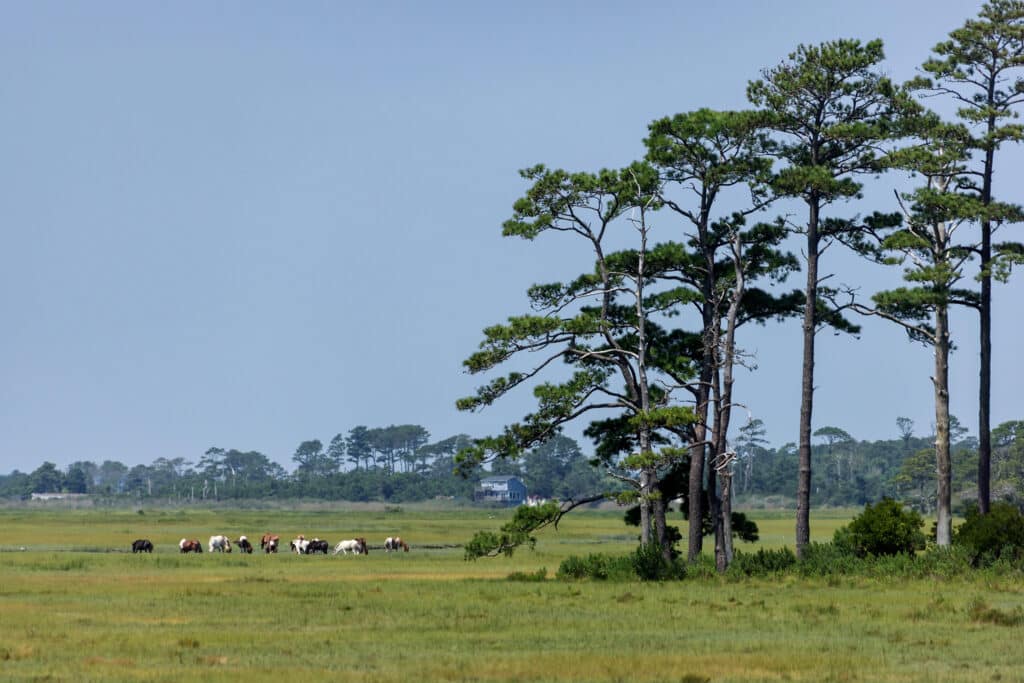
[30,493,89,502]
[474,476,527,505]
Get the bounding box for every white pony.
[208,535,232,553]
[291,537,310,554]
[333,538,368,555]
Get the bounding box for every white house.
[474,476,527,505]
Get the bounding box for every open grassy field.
[0,504,1021,682]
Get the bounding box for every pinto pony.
[179,539,202,554]
[384,537,409,552]
[237,536,253,554]
[260,534,280,553]
[208,535,232,553]
[332,538,368,555]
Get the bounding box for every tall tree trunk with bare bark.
[920,0,1024,515]
[749,39,908,558]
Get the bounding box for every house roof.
[479,476,523,484]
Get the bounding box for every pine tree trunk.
[717,231,744,570]
[979,249,991,515]
[688,204,717,563]
[639,468,652,547]
[708,463,722,569]
[687,433,706,562]
[721,468,734,568]
[709,321,726,572]
[796,201,819,558]
[976,100,997,515]
[687,318,713,562]
[935,303,952,546]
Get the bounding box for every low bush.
[898,544,973,578]
[556,546,685,581]
[682,554,719,580]
[630,543,686,581]
[953,501,1024,566]
[833,498,925,558]
[795,541,863,576]
[556,553,633,581]
[506,567,548,582]
[728,547,796,577]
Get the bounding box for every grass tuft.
[506,567,548,581]
[967,597,1024,626]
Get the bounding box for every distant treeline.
[3,418,1022,510]
[0,427,608,505]
[730,416,1024,512]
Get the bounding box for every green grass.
[0,505,1021,682]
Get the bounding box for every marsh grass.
[0,507,1021,682]
[967,597,1024,626]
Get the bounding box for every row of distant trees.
[0,427,607,504]
[6,417,1024,512]
[734,416,1024,512]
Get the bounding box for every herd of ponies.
[129,534,410,555]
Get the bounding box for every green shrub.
[506,568,548,582]
[914,544,974,578]
[834,498,925,558]
[728,547,796,577]
[630,543,686,581]
[684,554,719,580]
[556,547,684,581]
[867,551,920,577]
[794,541,862,576]
[954,501,1024,566]
[556,553,632,580]
[556,554,604,580]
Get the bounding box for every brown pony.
[179,538,202,554]
[260,533,280,553]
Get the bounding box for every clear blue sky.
[2,1,1020,473]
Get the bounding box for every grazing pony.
[307,539,329,554]
[131,539,154,554]
[384,536,409,552]
[333,538,368,555]
[260,534,279,553]
[179,538,202,554]
[208,535,232,553]
[237,536,253,554]
[290,536,310,554]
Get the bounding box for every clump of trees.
[457,0,1024,570]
